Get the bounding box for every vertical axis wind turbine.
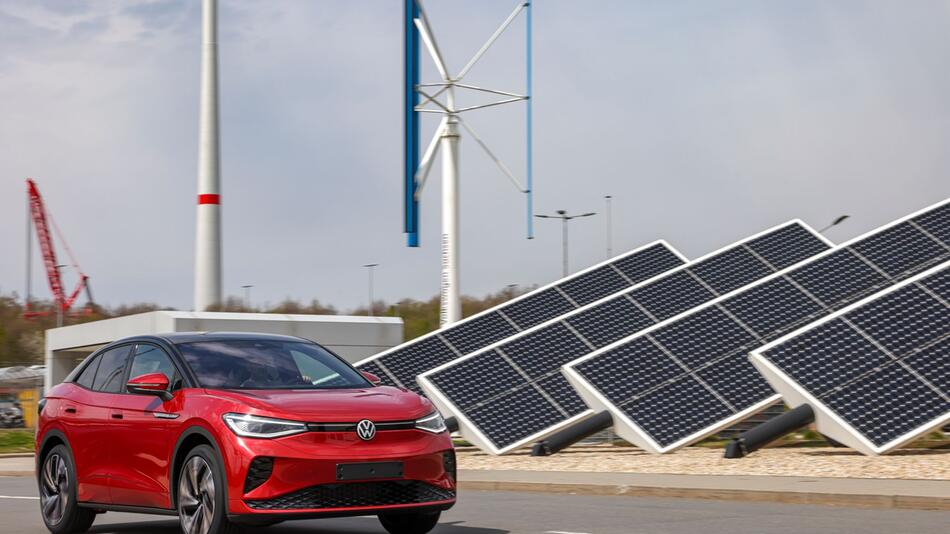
[195,0,222,311]
[404,0,534,327]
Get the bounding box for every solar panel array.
[418,222,830,453]
[565,200,950,453]
[751,261,949,454]
[356,241,687,395]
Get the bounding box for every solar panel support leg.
[445,416,459,433]
[724,404,815,459]
[531,411,613,456]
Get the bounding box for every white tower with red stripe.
[194,0,222,311]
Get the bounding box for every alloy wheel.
[40,453,69,525]
[178,456,216,534]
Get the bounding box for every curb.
[458,480,950,511]
[0,453,35,459]
[0,471,32,477]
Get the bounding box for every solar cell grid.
[420,221,830,452]
[744,223,831,270]
[752,258,950,454]
[355,241,686,394]
[564,297,654,349]
[568,199,950,454]
[688,247,773,295]
[557,264,631,305]
[914,203,950,244]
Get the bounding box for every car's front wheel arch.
[170,426,228,510]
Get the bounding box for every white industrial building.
[45,311,403,389]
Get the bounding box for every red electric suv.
[36,333,456,534]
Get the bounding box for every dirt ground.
[456,445,950,480]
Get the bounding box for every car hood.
[202,386,435,422]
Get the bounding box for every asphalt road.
[1,477,948,534]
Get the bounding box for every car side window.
[75,354,102,390]
[92,345,133,394]
[130,344,182,391]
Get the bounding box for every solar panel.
[354,241,687,394]
[750,261,950,455]
[417,221,830,454]
[564,199,950,454]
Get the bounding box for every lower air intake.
[245,480,455,511]
[244,457,274,493]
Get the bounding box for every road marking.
[0,495,39,500]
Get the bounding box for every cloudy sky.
[1,0,948,312]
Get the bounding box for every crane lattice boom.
[25,178,93,317]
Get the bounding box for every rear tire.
[38,444,96,534]
[378,511,441,534]
[176,445,241,534]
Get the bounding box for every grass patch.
[0,430,34,453]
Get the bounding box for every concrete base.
[458,470,950,511]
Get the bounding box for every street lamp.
[819,215,851,234]
[604,195,613,258]
[241,285,253,310]
[362,263,379,316]
[535,210,597,277]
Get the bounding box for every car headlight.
[414,411,448,434]
[223,413,307,439]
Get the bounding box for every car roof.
[116,332,312,345]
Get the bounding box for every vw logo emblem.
[356,419,376,441]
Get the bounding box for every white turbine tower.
[195,0,222,311]
[408,0,532,326]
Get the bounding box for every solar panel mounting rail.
[355,240,687,395]
[418,220,830,454]
[750,260,950,456]
[563,198,950,454]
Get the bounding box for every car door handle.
[64,407,77,414]
[111,413,123,420]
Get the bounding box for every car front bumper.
[218,427,456,516]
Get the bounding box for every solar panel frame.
[749,260,950,456]
[419,220,831,455]
[563,199,950,454]
[353,240,688,393]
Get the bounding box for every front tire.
[176,445,240,534]
[378,511,442,534]
[38,444,95,534]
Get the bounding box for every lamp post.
[241,285,253,310]
[819,215,850,234]
[535,210,597,277]
[363,263,379,316]
[604,195,613,258]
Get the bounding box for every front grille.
[244,457,274,493]
[307,420,416,432]
[245,480,455,510]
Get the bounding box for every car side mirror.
[360,371,382,385]
[127,373,173,401]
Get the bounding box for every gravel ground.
[456,445,950,480]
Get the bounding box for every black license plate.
[336,461,404,481]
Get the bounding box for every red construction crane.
[24,178,95,319]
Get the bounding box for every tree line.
[0,285,529,367]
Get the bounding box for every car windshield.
[177,340,371,390]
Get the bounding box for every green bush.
[0,430,34,453]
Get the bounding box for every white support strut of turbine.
[409,0,532,326]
